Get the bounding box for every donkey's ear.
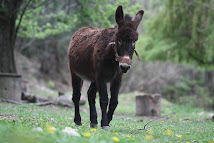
[134,10,144,28]
[115,5,124,25]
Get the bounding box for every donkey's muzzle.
[119,63,131,73]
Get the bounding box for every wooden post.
[136,93,161,116]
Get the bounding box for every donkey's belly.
[75,69,95,81]
[70,57,96,81]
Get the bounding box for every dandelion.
[115,132,119,135]
[179,119,182,121]
[146,130,153,134]
[84,132,91,137]
[20,117,23,120]
[186,141,190,143]
[145,135,153,140]
[91,128,96,132]
[176,134,182,138]
[46,124,56,133]
[112,136,119,142]
[127,135,131,139]
[187,132,190,135]
[166,130,173,135]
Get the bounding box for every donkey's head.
[114,6,144,73]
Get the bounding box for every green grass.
[0,93,214,143]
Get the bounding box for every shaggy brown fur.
[67,5,144,130]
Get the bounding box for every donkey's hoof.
[90,123,98,128]
[102,126,110,131]
[75,123,82,127]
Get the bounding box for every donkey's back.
[68,27,103,81]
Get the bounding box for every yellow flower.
[127,135,131,139]
[160,123,163,125]
[91,128,96,132]
[134,120,136,122]
[20,117,23,120]
[84,132,91,137]
[166,130,173,135]
[112,136,119,142]
[189,120,192,122]
[45,124,56,134]
[179,119,182,121]
[145,135,153,140]
[186,141,190,143]
[115,132,119,135]
[146,130,153,134]
[187,132,190,135]
[176,135,182,138]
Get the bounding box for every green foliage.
[17,0,77,39]
[17,0,140,39]
[137,0,214,69]
[72,0,140,28]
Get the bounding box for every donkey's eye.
[118,39,122,45]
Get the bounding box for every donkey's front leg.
[107,74,122,124]
[96,78,109,130]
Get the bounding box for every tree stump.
[136,93,161,116]
[0,73,22,102]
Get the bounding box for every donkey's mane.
[125,14,132,21]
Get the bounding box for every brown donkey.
[68,5,144,130]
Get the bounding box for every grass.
[0,93,214,143]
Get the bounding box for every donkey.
[68,5,144,130]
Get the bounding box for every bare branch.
[136,112,176,131]
[15,0,32,40]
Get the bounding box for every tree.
[0,0,24,73]
[137,0,214,109]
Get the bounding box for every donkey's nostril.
[119,63,131,73]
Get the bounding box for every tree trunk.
[0,0,23,73]
[136,93,162,116]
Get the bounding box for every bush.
[46,81,55,89]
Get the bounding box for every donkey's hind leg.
[71,73,83,126]
[87,82,98,128]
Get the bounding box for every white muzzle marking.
[119,62,131,68]
[123,55,130,60]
